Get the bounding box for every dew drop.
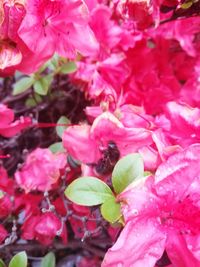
[132,209,139,216]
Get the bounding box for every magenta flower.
[164,101,200,147]
[102,144,200,266]
[22,212,67,245]
[15,148,66,192]
[63,111,152,164]
[0,104,32,137]
[18,0,98,59]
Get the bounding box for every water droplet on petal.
[132,209,139,216]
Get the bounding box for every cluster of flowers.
[1,0,200,266]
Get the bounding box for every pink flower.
[18,0,98,59]
[164,101,200,147]
[63,111,152,164]
[15,148,66,192]
[0,0,25,73]
[102,144,200,266]
[0,104,32,137]
[22,212,67,245]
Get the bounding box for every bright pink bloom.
[22,212,67,245]
[0,0,25,73]
[18,0,98,59]
[0,104,32,137]
[164,101,200,147]
[15,148,66,192]
[63,111,152,164]
[116,0,153,30]
[180,60,200,107]
[103,144,200,266]
[89,5,122,55]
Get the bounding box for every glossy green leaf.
[112,153,144,194]
[41,252,55,267]
[49,142,66,153]
[59,62,77,74]
[56,116,70,138]
[9,251,27,267]
[65,176,114,206]
[13,77,34,95]
[0,259,6,267]
[33,75,53,95]
[101,196,121,223]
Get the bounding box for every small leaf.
[101,196,121,223]
[0,190,4,199]
[56,116,70,138]
[49,142,66,153]
[59,62,77,74]
[41,252,56,267]
[65,176,114,206]
[9,251,27,267]
[33,75,53,95]
[112,153,144,194]
[0,259,6,267]
[13,77,34,95]
[181,1,193,9]
[25,94,42,108]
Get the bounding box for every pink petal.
[102,219,166,267]
[0,104,14,126]
[166,232,200,267]
[63,124,99,163]
[155,144,200,200]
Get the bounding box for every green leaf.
[0,259,6,267]
[112,153,144,194]
[56,116,70,138]
[13,77,34,95]
[101,196,121,223]
[181,1,193,9]
[0,190,4,199]
[65,176,114,206]
[49,142,66,153]
[33,75,53,95]
[9,251,27,267]
[41,252,55,267]
[59,62,77,74]
[25,94,43,108]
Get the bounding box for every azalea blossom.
[0,104,32,137]
[15,148,66,192]
[63,111,152,165]
[21,212,67,245]
[18,0,98,59]
[102,144,200,266]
